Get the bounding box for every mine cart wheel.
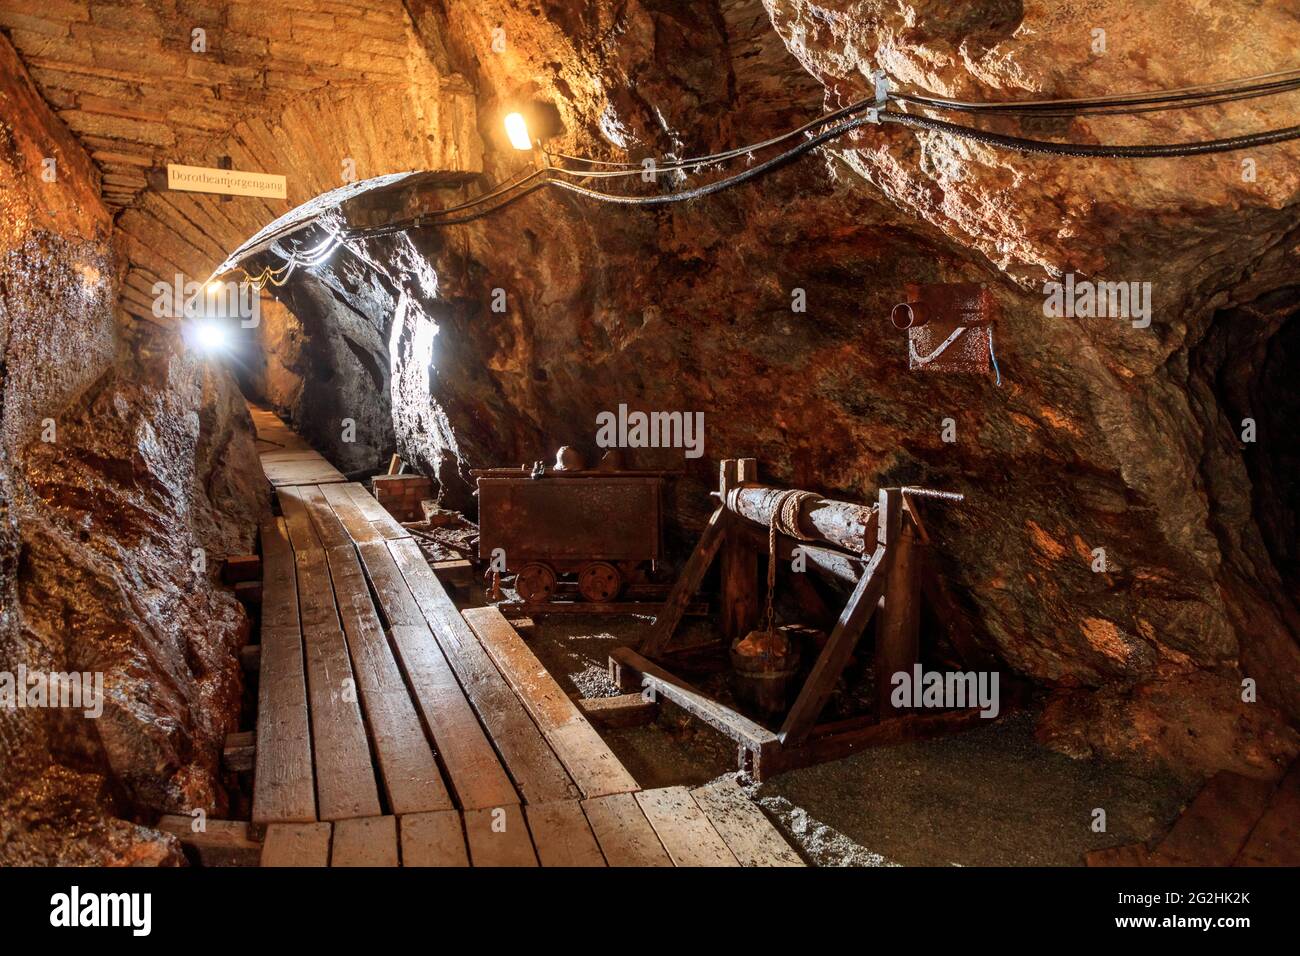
[578,561,623,602]
[515,563,557,603]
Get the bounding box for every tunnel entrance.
[1197,287,1300,595]
[1249,309,1300,589]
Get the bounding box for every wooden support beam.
[758,707,990,780]
[223,731,256,772]
[640,506,726,658]
[719,458,757,642]
[876,520,920,718]
[578,693,658,729]
[234,580,262,606]
[609,647,778,766]
[431,558,473,588]
[222,554,262,584]
[156,816,261,867]
[778,488,899,746]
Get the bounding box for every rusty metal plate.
[895,282,997,375]
[477,476,662,565]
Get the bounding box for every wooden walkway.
[246,405,803,867]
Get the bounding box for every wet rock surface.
[1,1,1297,867]
[1,35,267,864]
[251,1,1300,777]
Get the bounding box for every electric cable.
[876,110,1300,158]
[892,67,1300,113]
[218,66,1300,276]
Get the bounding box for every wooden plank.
[353,535,518,809]
[463,806,538,867]
[498,601,709,617]
[1235,763,1299,866]
[292,484,353,549]
[279,486,323,550]
[464,606,639,799]
[1085,843,1151,867]
[260,517,298,630]
[431,559,473,588]
[581,793,673,867]
[325,544,452,814]
[640,506,726,657]
[609,647,777,753]
[320,481,386,544]
[689,778,804,867]
[293,547,341,632]
[387,624,520,810]
[261,822,332,867]
[222,553,261,584]
[224,731,256,772]
[525,801,606,866]
[302,625,383,821]
[264,458,347,487]
[344,481,410,539]
[578,693,657,729]
[633,787,740,867]
[357,540,426,625]
[1147,772,1276,866]
[156,816,261,867]
[331,815,399,867]
[400,811,469,867]
[252,612,315,825]
[779,489,899,744]
[385,538,579,805]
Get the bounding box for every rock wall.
[340,0,1297,778]
[0,34,266,865]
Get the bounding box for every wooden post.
[720,458,758,641]
[876,510,920,719]
[778,488,899,745]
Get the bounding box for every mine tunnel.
[1,0,1298,896]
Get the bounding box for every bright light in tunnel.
[190,319,230,354]
[504,112,532,151]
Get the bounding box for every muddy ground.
[506,608,1200,867]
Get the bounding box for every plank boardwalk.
[244,404,804,866]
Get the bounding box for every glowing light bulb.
[504,112,532,151]
[193,320,229,353]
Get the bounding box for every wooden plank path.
[244,404,803,866]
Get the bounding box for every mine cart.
[473,467,667,604]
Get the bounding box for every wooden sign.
[166,163,286,199]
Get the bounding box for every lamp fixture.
[504,112,532,151]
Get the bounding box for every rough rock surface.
[0,34,266,865]
[280,0,1297,779]
[1,1,1296,841]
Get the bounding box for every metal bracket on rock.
[866,69,889,124]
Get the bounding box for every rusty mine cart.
[473,465,669,605]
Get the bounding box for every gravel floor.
[499,608,1198,866]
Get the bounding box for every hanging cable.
[216,65,1300,278]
